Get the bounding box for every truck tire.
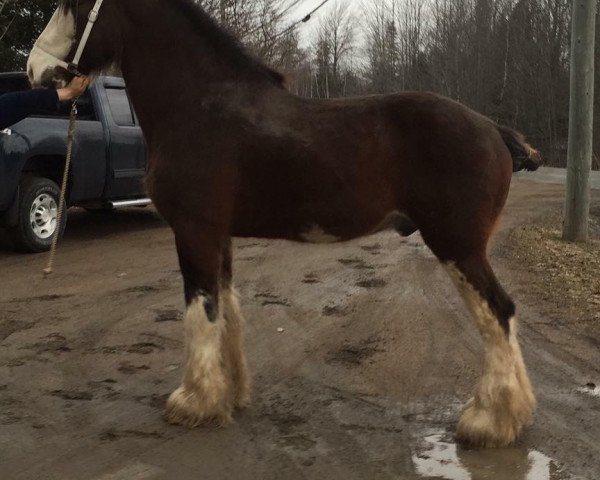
[8,177,67,253]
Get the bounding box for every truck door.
[99,78,147,200]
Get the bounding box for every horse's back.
[148,88,514,249]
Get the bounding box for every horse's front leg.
[166,224,235,427]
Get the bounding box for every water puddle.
[412,432,569,480]
[577,383,600,398]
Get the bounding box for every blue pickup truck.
[0,72,150,252]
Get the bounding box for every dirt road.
[1,175,599,480]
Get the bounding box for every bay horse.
[28,0,541,448]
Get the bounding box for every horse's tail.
[496,125,543,172]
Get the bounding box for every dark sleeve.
[0,89,60,130]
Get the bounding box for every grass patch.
[502,205,600,330]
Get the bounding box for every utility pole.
[563,0,596,242]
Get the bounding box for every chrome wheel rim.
[30,194,58,239]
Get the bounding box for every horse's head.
[27,0,119,88]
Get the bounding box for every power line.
[277,0,308,21]
[272,0,332,40]
[231,0,332,42]
[255,0,308,36]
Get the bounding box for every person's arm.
[57,77,90,102]
[0,77,90,130]
[0,89,59,130]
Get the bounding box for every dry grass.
[502,205,600,331]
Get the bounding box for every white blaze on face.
[27,8,76,87]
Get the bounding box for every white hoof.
[456,384,535,448]
[165,385,233,428]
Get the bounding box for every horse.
[28,0,541,448]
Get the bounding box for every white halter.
[32,0,105,76]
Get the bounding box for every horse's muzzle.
[36,66,75,89]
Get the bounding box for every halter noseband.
[32,0,105,77]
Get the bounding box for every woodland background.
[0,0,598,168]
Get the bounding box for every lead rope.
[43,99,78,276]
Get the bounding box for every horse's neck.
[118,1,273,141]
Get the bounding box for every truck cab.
[0,73,150,252]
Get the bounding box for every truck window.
[55,91,96,120]
[75,92,96,120]
[106,87,135,126]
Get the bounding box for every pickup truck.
[0,72,150,252]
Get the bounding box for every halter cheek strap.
[69,0,105,74]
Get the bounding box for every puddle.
[412,432,568,480]
[577,383,600,398]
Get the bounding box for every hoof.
[234,386,251,410]
[232,371,251,409]
[456,390,535,448]
[165,386,233,428]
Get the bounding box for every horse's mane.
[58,0,285,86]
[173,0,285,86]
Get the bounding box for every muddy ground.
[1,173,599,480]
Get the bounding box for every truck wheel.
[8,177,67,253]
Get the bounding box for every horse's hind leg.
[220,239,251,408]
[442,253,536,447]
[165,223,235,427]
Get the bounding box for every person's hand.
[57,76,90,101]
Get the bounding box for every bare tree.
[397,0,425,90]
[0,0,11,17]
[312,1,356,98]
[365,1,398,93]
